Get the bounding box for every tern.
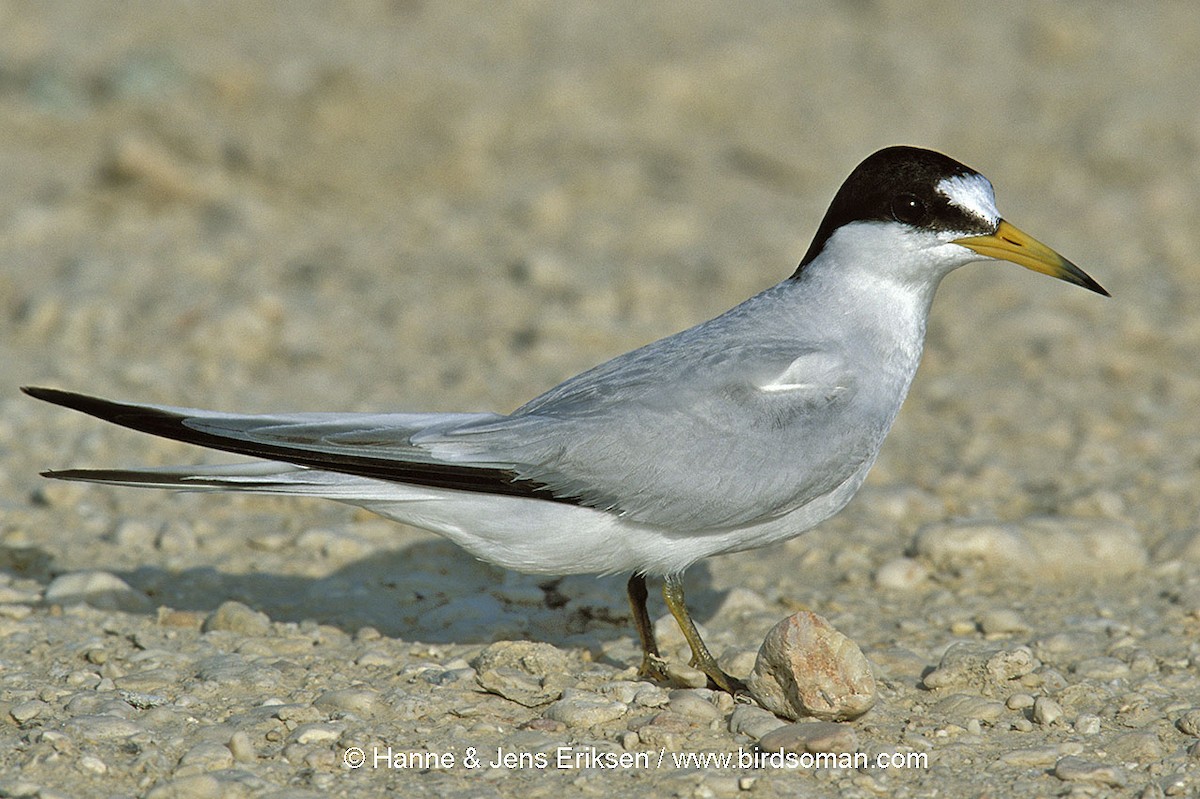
[24,146,1107,693]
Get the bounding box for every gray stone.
[933,693,1006,723]
[873,557,929,591]
[1176,708,1200,736]
[477,667,564,707]
[9,700,49,723]
[65,714,146,740]
[922,642,1036,693]
[470,640,569,675]
[312,689,385,718]
[1053,756,1128,787]
[176,741,235,774]
[1032,696,1064,725]
[1106,731,1164,763]
[728,704,787,740]
[201,601,271,636]
[667,689,723,722]
[44,571,153,613]
[543,689,628,728]
[757,721,858,754]
[915,517,1147,582]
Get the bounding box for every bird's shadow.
[1,539,728,651]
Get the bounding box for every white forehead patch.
[938,173,1000,228]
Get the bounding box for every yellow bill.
[954,220,1109,296]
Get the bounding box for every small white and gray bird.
[25,146,1107,693]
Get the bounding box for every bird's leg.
[662,573,747,695]
[627,573,669,682]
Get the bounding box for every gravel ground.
[2,3,1199,797]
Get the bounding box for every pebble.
[757,721,859,754]
[201,601,271,636]
[194,655,281,688]
[997,746,1066,767]
[1028,697,1062,727]
[1006,693,1035,710]
[1176,708,1200,736]
[78,755,108,775]
[914,518,1148,581]
[65,714,146,740]
[44,572,153,613]
[934,693,1006,723]
[664,661,709,689]
[312,688,385,718]
[977,609,1030,637]
[291,722,344,744]
[873,557,929,590]
[470,640,569,675]
[1053,756,1128,788]
[176,741,234,773]
[747,611,876,721]
[227,730,256,763]
[1072,656,1131,680]
[476,667,564,707]
[728,704,788,740]
[667,689,723,722]
[1074,713,1102,735]
[10,699,49,723]
[922,642,1036,692]
[543,689,628,728]
[1107,731,1164,763]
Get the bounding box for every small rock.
[667,689,722,722]
[977,609,1030,637]
[470,641,569,675]
[1074,713,1102,735]
[1006,693,1035,710]
[915,517,1147,581]
[291,722,343,744]
[44,571,153,613]
[65,715,145,741]
[997,746,1063,767]
[1175,708,1200,736]
[177,741,234,772]
[1033,632,1106,669]
[1053,756,1127,787]
[934,693,1006,723]
[543,689,628,728]
[1033,697,1064,725]
[728,704,787,740]
[664,661,708,689]
[873,557,929,590]
[145,774,223,799]
[747,611,876,721]
[10,700,49,723]
[922,642,1036,693]
[78,755,108,775]
[227,730,256,763]
[1072,656,1130,680]
[757,721,858,754]
[202,601,271,636]
[1107,731,1164,763]
[477,668,564,707]
[313,689,385,718]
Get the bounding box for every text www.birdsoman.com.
[342,744,928,772]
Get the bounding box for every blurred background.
[1,0,1196,597]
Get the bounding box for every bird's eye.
[891,193,926,225]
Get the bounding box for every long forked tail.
[21,386,563,501]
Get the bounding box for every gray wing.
[415,330,875,528]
